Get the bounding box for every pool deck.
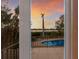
[32,47,64,59]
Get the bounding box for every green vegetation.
[32,30,64,37]
[32,31,64,37]
[31,37,37,42]
[31,31,64,42]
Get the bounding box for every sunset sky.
[2,0,19,16]
[2,0,19,9]
[2,0,64,29]
[31,0,64,29]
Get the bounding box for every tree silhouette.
[1,6,19,29]
[55,15,64,29]
[1,6,19,48]
[15,6,19,15]
[1,6,12,25]
[55,15,64,36]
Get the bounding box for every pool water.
[41,40,64,46]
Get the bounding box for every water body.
[41,40,64,47]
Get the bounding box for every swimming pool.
[41,40,64,47]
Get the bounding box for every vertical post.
[65,0,71,59]
[41,13,44,37]
[20,0,31,59]
[73,0,78,59]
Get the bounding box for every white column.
[19,0,31,59]
[65,0,71,59]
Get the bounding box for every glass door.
[31,0,64,59]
